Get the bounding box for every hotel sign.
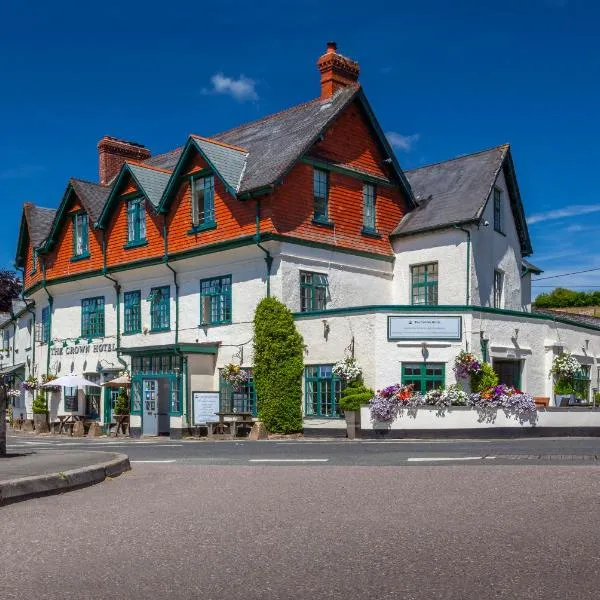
[388,316,462,341]
[50,343,117,356]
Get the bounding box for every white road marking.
[407,456,488,462]
[361,440,492,444]
[248,459,329,463]
[130,460,177,464]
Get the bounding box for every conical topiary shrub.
[32,388,49,414]
[339,377,374,412]
[113,389,129,415]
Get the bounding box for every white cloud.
[204,73,258,102]
[0,165,46,179]
[527,204,600,225]
[386,132,420,152]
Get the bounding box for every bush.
[253,297,304,433]
[32,388,49,414]
[470,362,499,393]
[339,377,374,412]
[554,378,575,395]
[114,389,129,415]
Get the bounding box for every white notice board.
[192,391,220,425]
[388,315,462,341]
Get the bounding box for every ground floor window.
[305,365,343,418]
[574,365,591,402]
[64,387,79,412]
[131,381,142,414]
[401,363,445,393]
[492,359,522,389]
[219,368,256,416]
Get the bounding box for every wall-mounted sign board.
[388,315,462,341]
[192,391,220,425]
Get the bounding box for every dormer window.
[493,188,504,234]
[31,249,37,274]
[191,174,215,231]
[126,197,147,248]
[72,212,89,260]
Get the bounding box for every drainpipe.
[254,198,273,297]
[41,260,53,376]
[453,224,471,306]
[102,231,127,371]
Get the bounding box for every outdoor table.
[215,412,254,438]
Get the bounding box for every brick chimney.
[97,136,151,185]
[317,42,360,99]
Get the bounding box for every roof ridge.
[126,161,173,174]
[189,135,249,153]
[70,176,108,188]
[406,144,509,173]
[211,88,359,139]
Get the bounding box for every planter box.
[344,410,361,439]
[554,394,573,408]
[32,413,49,433]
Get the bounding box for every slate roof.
[190,136,248,193]
[11,299,27,315]
[127,163,172,208]
[393,145,508,236]
[23,204,56,248]
[532,308,600,330]
[70,178,111,223]
[522,258,543,274]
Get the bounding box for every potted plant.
[31,388,50,433]
[551,352,580,407]
[553,378,575,407]
[113,388,130,435]
[339,377,374,439]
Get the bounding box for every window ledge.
[70,253,90,263]
[198,321,232,329]
[361,228,381,239]
[188,222,217,235]
[312,218,334,228]
[124,240,148,250]
[149,327,171,333]
[121,331,141,336]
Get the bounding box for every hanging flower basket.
[22,377,38,391]
[551,352,581,380]
[222,363,249,391]
[453,351,483,379]
[332,357,362,381]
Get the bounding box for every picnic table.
[55,414,86,435]
[213,412,254,438]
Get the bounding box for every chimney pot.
[317,42,360,100]
[97,136,151,185]
[326,41,337,54]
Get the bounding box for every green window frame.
[219,368,257,416]
[123,290,141,334]
[411,263,438,306]
[493,269,503,308]
[200,275,232,326]
[64,387,79,412]
[31,249,37,274]
[574,365,591,402]
[150,286,170,332]
[126,197,146,246]
[72,212,89,259]
[363,183,376,232]
[300,271,329,313]
[313,168,329,223]
[130,381,142,414]
[305,365,343,418]
[41,306,50,344]
[493,188,503,233]
[191,174,216,230]
[401,363,445,393]
[81,297,105,338]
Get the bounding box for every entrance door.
[103,388,120,424]
[492,359,522,389]
[142,379,159,436]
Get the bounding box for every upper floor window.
[200,276,232,326]
[41,306,50,344]
[493,269,504,308]
[126,197,146,246]
[411,263,438,306]
[493,188,503,233]
[313,168,329,223]
[300,271,329,312]
[150,286,170,332]
[363,183,376,232]
[191,174,215,230]
[72,212,89,259]
[123,290,141,334]
[81,297,105,339]
[31,249,37,274]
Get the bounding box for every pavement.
[0,444,130,505]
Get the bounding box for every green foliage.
[253,297,304,433]
[114,388,129,415]
[554,378,575,395]
[534,287,600,309]
[470,362,499,393]
[594,392,600,407]
[32,388,49,414]
[339,377,374,412]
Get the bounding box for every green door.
[401,363,445,393]
[103,388,119,424]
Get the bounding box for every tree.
[534,287,599,309]
[0,270,22,313]
[253,297,304,433]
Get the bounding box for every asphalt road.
[2,461,600,599]
[7,432,600,466]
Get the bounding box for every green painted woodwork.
[150,286,170,332]
[126,197,146,245]
[191,174,216,229]
[300,271,328,313]
[313,168,329,223]
[401,362,445,393]
[219,368,257,416]
[301,157,394,188]
[411,262,439,306]
[304,365,343,418]
[363,183,376,231]
[41,306,51,344]
[72,212,89,259]
[199,275,232,326]
[123,290,141,334]
[81,297,105,338]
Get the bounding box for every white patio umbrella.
[41,374,101,388]
[101,374,131,388]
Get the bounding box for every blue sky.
[1,0,598,297]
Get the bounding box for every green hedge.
[339,377,374,412]
[253,297,304,433]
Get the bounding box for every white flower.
[332,357,362,381]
